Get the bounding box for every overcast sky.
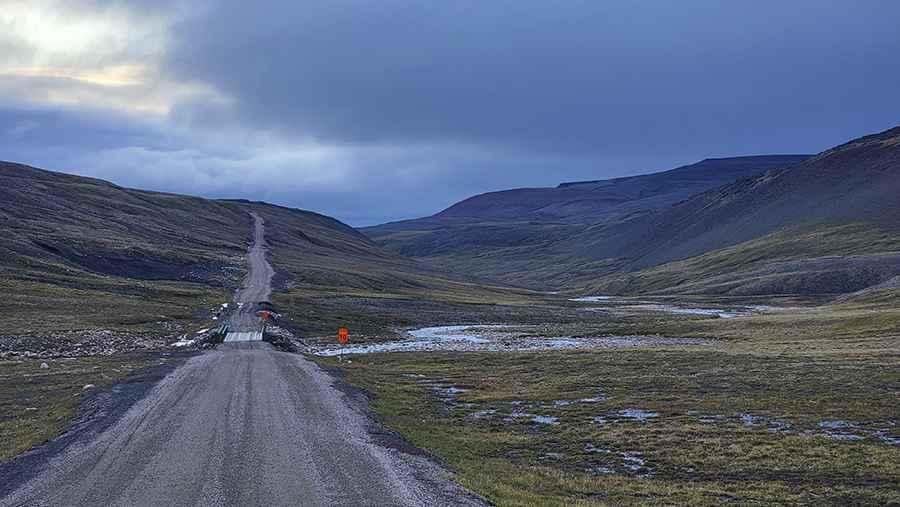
[2,1,899,225]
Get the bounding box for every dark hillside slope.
[1,163,521,353]
[437,155,808,221]
[364,155,808,285]
[232,200,515,294]
[593,127,900,268]
[584,127,900,295]
[1,163,253,284]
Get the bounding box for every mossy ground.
[321,300,900,506]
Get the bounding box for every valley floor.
[313,296,900,506]
[2,290,897,505]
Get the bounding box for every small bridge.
[224,331,263,342]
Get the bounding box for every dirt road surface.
[0,213,481,507]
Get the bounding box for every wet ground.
[314,324,710,356]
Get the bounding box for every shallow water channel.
[314,325,708,356]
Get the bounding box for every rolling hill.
[366,127,900,297]
[586,126,900,295]
[364,155,809,287]
[0,163,522,354]
[436,155,809,222]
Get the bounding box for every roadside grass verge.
[0,354,159,460]
[0,278,231,340]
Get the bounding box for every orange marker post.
[337,327,349,361]
[257,310,271,335]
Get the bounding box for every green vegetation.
[594,224,900,296]
[0,278,230,337]
[322,301,900,505]
[0,354,159,460]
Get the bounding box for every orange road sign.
[337,327,349,344]
[257,310,271,321]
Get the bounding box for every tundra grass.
[323,303,900,505]
[0,278,230,338]
[0,354,158,460]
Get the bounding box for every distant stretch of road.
[1,213,480,507]
[223,212,272,342]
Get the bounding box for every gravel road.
[1,212,482,507]
[227,212,274,334]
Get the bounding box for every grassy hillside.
[0,163,530,355]
[591,224,900,296]
[365,156,807,289]
[368,127,900,297]
[0,162,255,353]
[570,126,900,296]
[576,126,900,271]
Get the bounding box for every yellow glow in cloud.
[0,0,167,59]
[0,64,147,87]
[0,1,224,116]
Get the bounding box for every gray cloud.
[3,0,900,225]
[166,0,900,152]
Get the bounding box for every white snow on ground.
[569,296,612,302]
[314,325,710,356]
[195,328,210,334]
[172,336,196,347]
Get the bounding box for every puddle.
[825,432,865,441]
[818,420,855,430]
[740,413,791,432]
[583,445,653,477]
[314,325,711,356]
[617,409,659,423]
[815,419,899,443]
[875,431,900,445]
[433,386,468,398]
[593,409,659,425]
[585,444,611,454]
[620,453,647,471]
[532,415,560,425]
[506,410,534,420]
[692,414,897,445]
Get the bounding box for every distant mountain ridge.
[432,155,809,222]
[364,154,812,288]
[365,127,900,296]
